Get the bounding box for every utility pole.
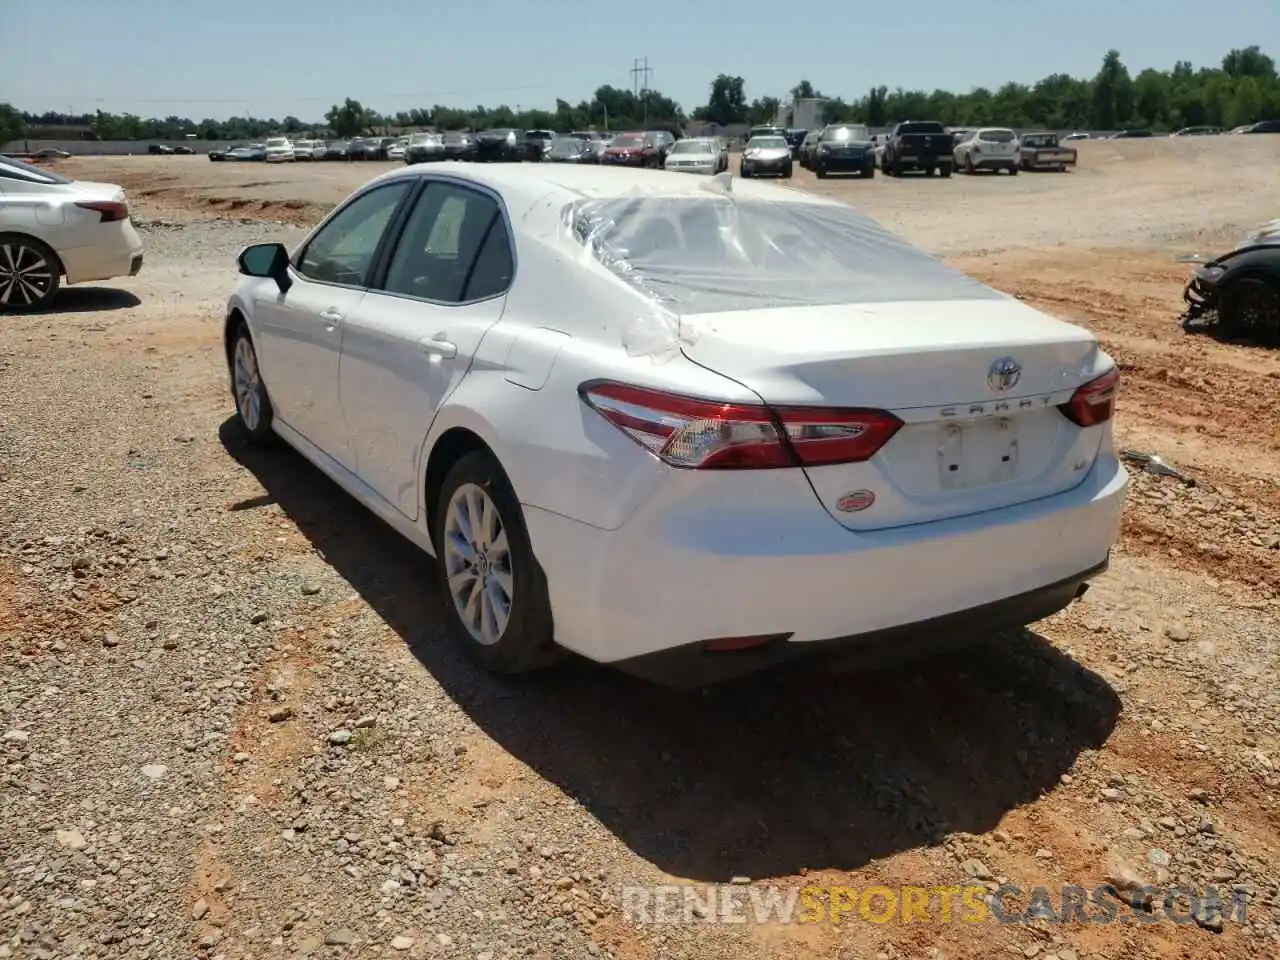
[630,57,653,125]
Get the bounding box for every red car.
[600,132,659,168]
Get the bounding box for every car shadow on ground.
[220,417,1122,882]
[43,287,141,314]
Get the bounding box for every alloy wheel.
[443,483,513,646]
[233,336,262,431]
[0,241,55,308]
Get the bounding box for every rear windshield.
[0,156,73,184]
[1022,134,1054,147]
[567,197,1001,315]
[897,122,945,134]
[822,125,870,141]
[611,134,645,148]
[978,129,1016,142]
[749,137,788,149]
[670,140,713,154]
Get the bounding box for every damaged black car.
[1182,220,1280,342]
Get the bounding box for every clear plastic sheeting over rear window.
[566,195,1003,316]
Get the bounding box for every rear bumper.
[523,453,1129,684]
[616,559,1107,686]
[1024,155,1076,167]
[815,154,874,172]
[892,154,949,168]
[59,221,145,285]
[968,156,1017,169]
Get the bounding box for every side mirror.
[237,242,292,294]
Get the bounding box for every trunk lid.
[680,298,1111,531]
[70,180,126,201]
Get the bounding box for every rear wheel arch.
[424,427,495,545]
[0,232,65,276]
[224,307,249,369]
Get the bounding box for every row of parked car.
[197,114,1279,180]
[751,122,1078,179]
[202,128,740,172]
[172,116,1280,169]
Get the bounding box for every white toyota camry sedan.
[223,164,1128,685]
[0,156,144,312]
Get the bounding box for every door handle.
[418,336,457,359]
[319,308,344,323]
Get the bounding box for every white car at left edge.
[221,164,1128,687]
[0,155,144,312]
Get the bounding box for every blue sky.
[3,0,1275,120]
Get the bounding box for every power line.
[630,58,654,124]
[630,57,653,98]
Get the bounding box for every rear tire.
[433,450,562,674]
[1008,163,1018,176]
[229,324,275,444]
[0,234,62,313]
[939,163,953,178]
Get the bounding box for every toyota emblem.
[987,357,1022,392]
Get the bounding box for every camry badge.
[987,357,1022,392]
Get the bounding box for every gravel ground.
[1,150,1278,960]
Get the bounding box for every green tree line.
[3,46,1276,144]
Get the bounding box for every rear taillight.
[1059,367,1119,427]
[76,200,128,223]
[579,381,902,470]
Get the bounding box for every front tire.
[434,450,561,674]
[1219,277,1280,342]
[0,234,62,313]
[230,325,275,443]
